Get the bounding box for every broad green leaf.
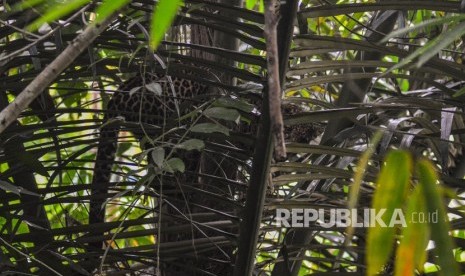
[204,107,241,123]
[164,158,185,173]
[213,97,255,113]
[149,0,183,50]
[176,139,205,151]
[395,185,429,276]
[417,159,460,276]
[94,0,130,23]
[27,0,90,31]
[151,147,165,168]
[258,0,264,12]
[191,123,230,136]
[367,150,412,276]
[22,115,40,125]
[246,0,258,9]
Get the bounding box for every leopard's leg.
[89,119,118,249]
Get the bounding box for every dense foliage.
[1,0,465,275]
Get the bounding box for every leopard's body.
[89,68,321,254]
[89,70,208,243]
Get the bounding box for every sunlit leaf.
[27,0,90,31]
[367,150,412,276]
[395,185,429,276]
[417,159,460,276]
[149,0,183,50]
[94,0,130,23]
[246,0,259,10]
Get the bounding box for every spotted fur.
[89,71,208,248]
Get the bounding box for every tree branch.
[0,13,117,134]
[264,0,286,160]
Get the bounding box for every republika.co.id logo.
[275,208,438,228]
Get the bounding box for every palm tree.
[0,0,464,275]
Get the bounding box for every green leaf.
[176,139,205,151]
[453,86,465,98]
[149,0,183,50]
[417,159,460,276]
[395,185,430,276]
[246,0,258,9]
[151,147,165,168]
[213,97,255,113]
[191,123,229,136]
[367,150,412,276]
[204,107,241,123]
[27,0,91,31]
[164,158,185,173]
[94,0,130,23]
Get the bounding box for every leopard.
[88,65,322,256]
[89,66,209,249]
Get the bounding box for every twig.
[0,13,118,134]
